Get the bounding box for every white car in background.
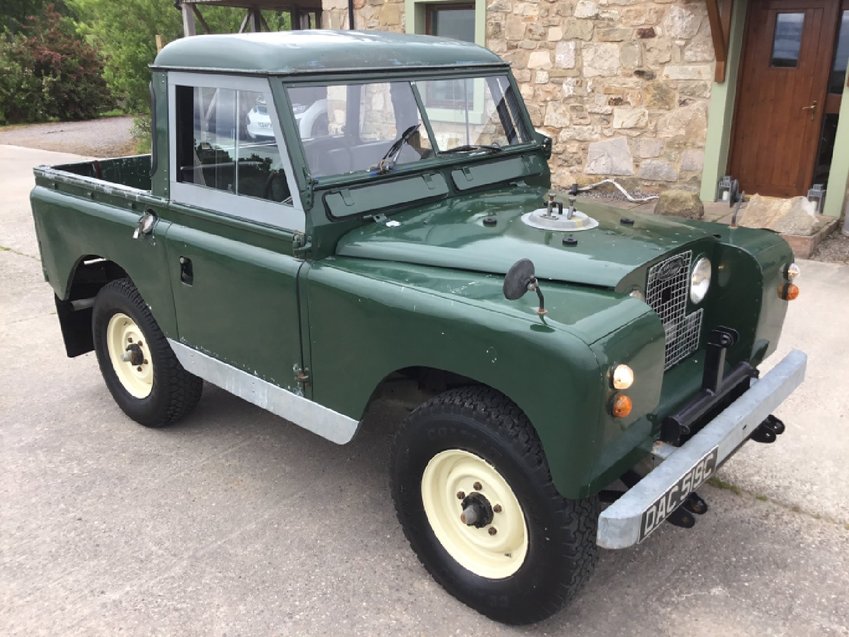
[245,97,328,140]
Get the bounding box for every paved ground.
[2,146,848,636]
[0,117,135,158]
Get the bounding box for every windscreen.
[286,74,531,179]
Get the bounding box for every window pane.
[237,90,289,203]
[188,86,236,191]
[288,82,434,177]
[176,86,289,204]
[771,12,804,68]
[829,11,849,94]
[416,75,530,150]
[429,6,475,42]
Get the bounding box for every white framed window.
[168,72,304,232]
[405,0,484,44]
[405,0,487,124]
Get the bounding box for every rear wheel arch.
[55,255,133,357]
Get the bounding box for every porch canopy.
[177,0,323,36]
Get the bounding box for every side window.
[175,85,291,204]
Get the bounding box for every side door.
[163,72,308,398]
[729,0,840,196]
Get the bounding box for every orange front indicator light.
[611,394,633,418]
[782,283,800,301]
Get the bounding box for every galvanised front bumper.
[597,349,807,549]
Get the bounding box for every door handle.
[133,209,157,239]
[801,100,817,121]
[179,256,193,285]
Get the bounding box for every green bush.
[0,5,113,124]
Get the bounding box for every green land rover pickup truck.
[30,30,807,624]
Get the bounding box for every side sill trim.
[168,340,359,445]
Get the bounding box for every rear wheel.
[390,386,599,625]
[92,278,202,427]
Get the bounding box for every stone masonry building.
[317,0,849,220]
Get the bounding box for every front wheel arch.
[390,385,599,624]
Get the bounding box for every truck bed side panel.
[30,185,177,336]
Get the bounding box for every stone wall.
[321,0,715,193]
[322,0,405,32]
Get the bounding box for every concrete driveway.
[1,145,848,636]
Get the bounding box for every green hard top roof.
[153,30,506,74]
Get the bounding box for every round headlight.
[786,263,800,280]
[690,257,712,304]
[611,364,635,390]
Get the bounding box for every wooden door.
[729,0,840,197]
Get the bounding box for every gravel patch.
[0,116,135,158]
[811,227,849,264]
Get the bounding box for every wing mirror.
[503,258,547,316]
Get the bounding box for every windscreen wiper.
[440,144,502,154]
[375,124,421,174]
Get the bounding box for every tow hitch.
[750,414,786,443]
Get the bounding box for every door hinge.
[301,167,315,209]
[293,232,311,258]
[294,365,310,385]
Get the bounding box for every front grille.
[646,250,703,369]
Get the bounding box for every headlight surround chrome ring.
[690,256,712,304]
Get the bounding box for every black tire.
[390,386,598,625]
[92,278,202,427]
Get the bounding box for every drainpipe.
[348,0,355,29]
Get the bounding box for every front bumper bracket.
[596,349,807,549]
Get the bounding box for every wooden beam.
[181,3,196,36]
[238,10,251,32]
[191,5,212,34]
[706,0,729,83]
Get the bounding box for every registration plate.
[638,447,718,542]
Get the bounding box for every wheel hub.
[106,313,153,399]
[420,448,529,579]
[460,493,494,528]
[123,343,145,366]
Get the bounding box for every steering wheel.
[263,169,290,203]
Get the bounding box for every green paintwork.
[152,30,505,75]
[30,31,797,500]
[335,187,717,289]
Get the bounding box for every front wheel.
[92,278,202,427]
[390,387,599,625]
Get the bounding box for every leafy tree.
[69,0,292,114]
[0,5,113,123]
[1,0,70,33]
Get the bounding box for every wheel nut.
[136,366,142,372]
[456,491,465,500]
[128,337,133,343]
[473,482,482,491]
[143,359,149,365]
[138,341,143,347]
[493,504,502,513]
[488,527,497,536]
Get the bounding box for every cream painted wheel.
[421,449,528,579]
[105,312,153,399]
